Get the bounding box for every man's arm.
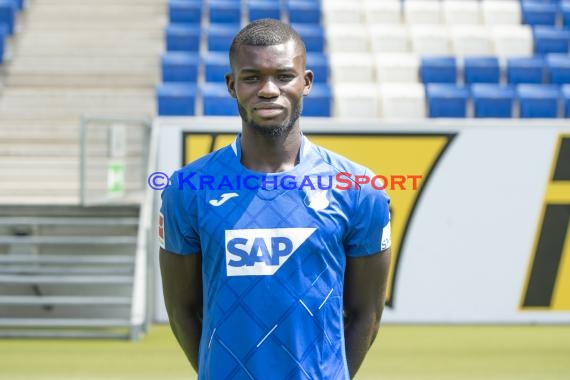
[343,248,391,379]
[159,248,203,373]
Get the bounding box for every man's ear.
[303,69,314,96]
[225,73,237,98]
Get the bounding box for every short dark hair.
[229,19,306,69]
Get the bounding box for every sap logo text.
[225,228,316,276]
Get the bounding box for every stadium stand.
[157,0,570,119]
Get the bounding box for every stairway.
[0,0,164,205]
[0,205,145,339]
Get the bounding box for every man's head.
[225,19,313,137]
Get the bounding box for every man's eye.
[243,76,259,81]
[279,75,294,81]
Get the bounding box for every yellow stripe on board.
[545,182,570,203]
[552,223,570,310]
[184,134,213,164]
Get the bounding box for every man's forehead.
[234,40,304,67]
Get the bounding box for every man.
[160,19,391,379]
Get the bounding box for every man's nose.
[258,78,280,98]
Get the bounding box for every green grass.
[0,325,569,379]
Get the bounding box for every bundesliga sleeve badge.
[159,212,165,249]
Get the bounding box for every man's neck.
[240,125,302,173]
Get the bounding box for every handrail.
[129,119,158,340]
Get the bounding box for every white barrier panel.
[154,118,570,324]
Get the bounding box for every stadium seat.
[0,25,6,63]
[481,0,522,25]
[292,24,325,53]
[410,25,451,56]
[375,53,420,83]
[326,24,370,53]
[521,1,557,26]
[420,57,457,84]
[248,0,281,22]
[209,1,241,24]
[491,25,534,57]
[306,53,329,83]
[203,52,230,83]
[166,24,201,52]
[562,2,570,29]
[369,25,410,53]
[201,83,238,116]
[322,0,363,24]
[207,23,241,52]
[168,0,202,24]
[0,0,17,35]
[378,83,426,119]
[333,83,378,118]
[547,54,570,84]
[562,84,570,117]
[464,57,500,84]
[471,84,515,118]
[363,0,401,25]
[330,53,375,83]
[157,83,197,116]
[507,57,546,84]
[534,27,570,55]
[404,0,443,25]
[450,26,493,56]
[426,84,469,118]
[287,1,321,24]
[442,0,481,25]
[517,84,560,118]
[161,52,200,82]
[303,84,332,116]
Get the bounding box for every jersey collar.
[231,133,312,164]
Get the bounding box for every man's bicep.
[160,248,203,309]
[344,248,391,315]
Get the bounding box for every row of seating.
[169,0,321,25]
[0,0,24,63]
[168,0,570,28]
[156,81,570,119]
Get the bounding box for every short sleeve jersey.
[160,135,391,380]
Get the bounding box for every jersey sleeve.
[159,170,201,255]
[344,169,391,257]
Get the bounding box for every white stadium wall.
[153,118,570,324]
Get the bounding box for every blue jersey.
[160,135,391,380]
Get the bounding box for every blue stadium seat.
[521,1,558,26]
[209,0,241,24]
[201,83,238,116]
[157,83,197,116]
[471,84,515,118]
[506,57,545,84]
[517,84,560,118]
[207,23,241,52]
[0,0,17,35]
[161,52,199,82]
[426,84,469,118]
[303,84,331,116]
[306,53,329,83]
[292,24,325,52]
[546,54,570,84]
[248,0,281,21]
[166,24,201,52]
[420,57,457,84]
[169,0,202,24]
[203,52,231,82]
[463,57,500,84]
[562,1,570,29]
[0,25,6,63]
[562,84,570,117]
[534,26,570,55]
[287,1,321,24]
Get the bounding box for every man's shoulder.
[175,143,235,176]
[309,142,370,176]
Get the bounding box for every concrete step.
[0,274,134,284]
[0,254,135,264]
[0,296,131,305]
[0,235,137,245]
[0,318,132,327]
